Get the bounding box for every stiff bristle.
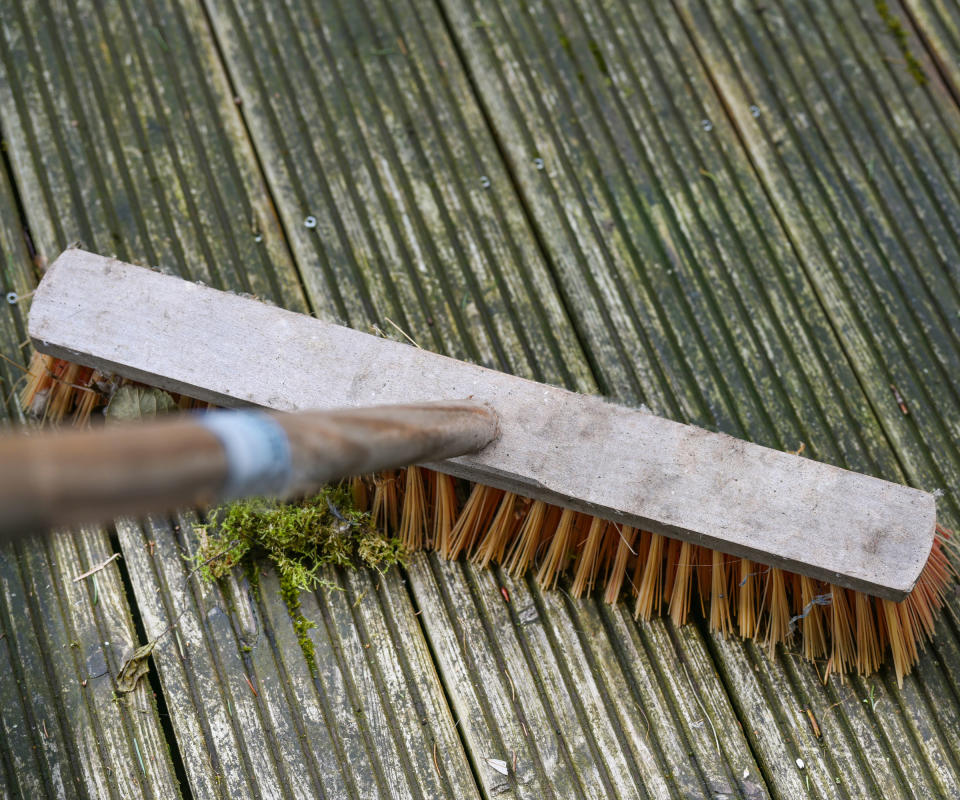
[604,525,637,605]
[22,353,105,424]
[431,472,458,559]
[28,353,956,685]
[398,466,427,551]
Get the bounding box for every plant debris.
[115,640,156,694]
[191,486,408,592]
[191,487,407,674]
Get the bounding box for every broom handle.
[0,400,498,537]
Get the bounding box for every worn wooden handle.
[0,401,497,538]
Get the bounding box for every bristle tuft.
[604,525,637,604]
[398,466,427,550]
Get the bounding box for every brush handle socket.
[199,411,293,499]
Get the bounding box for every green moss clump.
[192,486,406,677]
[280,571,318,677]
[874,0,928,86]
[192,485,406,590]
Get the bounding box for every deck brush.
[19,250,957,686]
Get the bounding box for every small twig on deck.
[504,668,516,702]
[383,317,421,349]
[73,552,121,582]
[682,662,720,756]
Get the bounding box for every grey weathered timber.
[406,553,770,799]
[30,249,936,599]
[114,513,482,800]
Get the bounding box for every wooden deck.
[1,0,959,797]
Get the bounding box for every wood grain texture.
[201,0,596,393]
[0,98,182,799]
[406,553,770,799]
[114,514,482,800]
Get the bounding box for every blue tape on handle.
[198,411,293,499]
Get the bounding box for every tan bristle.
[471,492,521,568]
[398,466,427,551]
[738,559,757,639]
[762,568,790,657]
[371,470,400,532]
[21,352,55,414]
[881,599,913,688]
[629,531,653,598]
[431,472,458,559]
[21,354,103,423]
[603,525,637,604]
[662,538,681,605]
[709,550,732,637]
[73,375,102,426]
[825,586,855,681]
[799,575,828,661]
[23,355,958,682]
[634,533,664,620]
[536,508,577,590]
[855,592,881,677]
[695,547,711,618]
[668,541,695,626]
[448,483,502,559]
[504,499,548,578]
[351,476,370,512]
[570,516,607,597]
[596,523,619,590]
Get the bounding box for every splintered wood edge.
[28,250,937,600]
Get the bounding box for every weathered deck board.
[905,0,960,99]
[0,116,183,799]
[202,0,595,389]
[3,0,960,797]
[665,0,960,518]
[407,554,769,799]
[0,0,304,305]
[116,514,482,800]
[0,155,35,425]
[0,1,486,797]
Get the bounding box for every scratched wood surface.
[2,0,960,798]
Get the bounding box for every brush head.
[29,249,938,600]
[20,351,954,684]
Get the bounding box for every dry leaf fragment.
[115,640,156,693]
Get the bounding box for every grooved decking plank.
[201,0,595,391]
[665,0,960,520]
[904,0,960,100]
[115,514,482,800]
[0,158,36,424]
[0,2,488,797]
[0,503,183,798]
[406,554,768,799]
[0,126,182,799]
[433,0,960,796]
[0,0,305,306]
